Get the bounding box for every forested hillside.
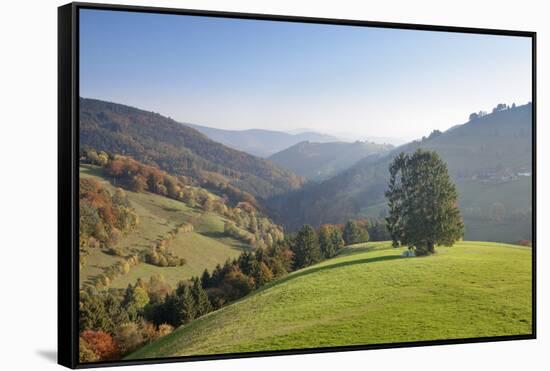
[79,151,286,290]
[80,98,304,199]
[269,140,393,181]
[268,104,533,243]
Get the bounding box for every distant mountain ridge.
[268,103,533,243]
[184,122,340,157]
[268,141,393,181]
[79,98,304,199]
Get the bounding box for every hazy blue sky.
[80,9,532,142]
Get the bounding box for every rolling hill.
[185,123,340,158]
[79,164,251,289]
[127,241,532,359]
[79,98,304,199]
[268,141,393,181]
[268,104,533,243]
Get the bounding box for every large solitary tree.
[385,149,464,255]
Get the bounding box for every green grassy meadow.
[80,165,249,289]
[128,240,532,359]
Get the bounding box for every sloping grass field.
[80,165,249,289]
[128,241,532,359]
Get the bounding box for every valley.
[185,122,340,158]
[268,140,393,181]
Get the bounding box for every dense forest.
[80,98,305,200]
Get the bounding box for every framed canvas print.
[58,2,536,368]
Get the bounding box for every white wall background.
[0,0,546,369]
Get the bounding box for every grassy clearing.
[108,214,248,289]
[80,165,250,289]
[128,240,532,359]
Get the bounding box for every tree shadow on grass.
[199,231,226,239]
[198,232,250,252]
[161,206,181,213]
[338,245,384,257]
[259,254,405,293]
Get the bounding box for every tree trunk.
[427,241,435,254]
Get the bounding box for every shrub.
[143,244,186,267]
[140,321,159,343]
[158,323,174,337]
[79,337,99,363]
[115,323,144,355]
[80,330,119,361]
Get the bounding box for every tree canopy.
[292,225,321,269]
[343,220,361,245]
[385,149,464,255]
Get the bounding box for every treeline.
[223,213,284,250]
[88,254,140,289]
[79,178,139,261]
[287,219,388,269]
[83,148,258,208]
[144,222,355,329]
[224,221,257,246]
[317,219,391,247]
[143,241,293,327]
[469,102,520,121]
[143,222,192,267]
[143,239,186,268]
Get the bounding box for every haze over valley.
[81,97,532,243]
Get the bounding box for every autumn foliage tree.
[80,330,120,361]
[79,337,99,363]
[79,178,138,249]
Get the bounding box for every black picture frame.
[58,2,537,369]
